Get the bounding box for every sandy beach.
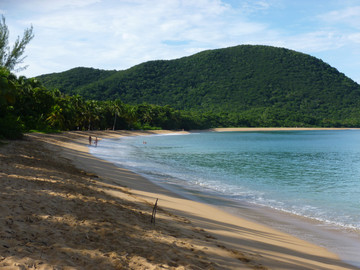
[0,129,358,269]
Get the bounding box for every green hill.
[37,67,117,96]
[37,45,360,127]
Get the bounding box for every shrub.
[0,114,23,139]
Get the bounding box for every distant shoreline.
[205,127,358,132]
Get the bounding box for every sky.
[1,0,360,83]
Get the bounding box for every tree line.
[3,66,360,140]
[1,67,215,139]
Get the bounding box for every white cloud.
[348,32,360,43]
[284,31,346,53]
[4,0,101,13]
[318,5,360,29]
[246,0,271,10]
[14,0,273,76]
[238,0,281,14]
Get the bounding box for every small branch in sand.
[151,198,158,225]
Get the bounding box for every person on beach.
[94,137,98,147]
[89,136,92,145]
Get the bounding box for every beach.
[0,129,358,269]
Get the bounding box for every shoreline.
[145,172,360,268]
[49,129,359,269]
[90,130,360,268]
[1,129,358,269]
[89,128,360,269]
[206,127,359,132]
[217,194,360,268]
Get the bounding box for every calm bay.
[90,130,360,267]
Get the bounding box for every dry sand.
[0,129,358,270]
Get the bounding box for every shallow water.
[90,130,360,267]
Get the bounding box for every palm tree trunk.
[113,113,117,131]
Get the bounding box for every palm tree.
[123,104,137,129]
[46,104,65,130]
[112,99,125,130]
[84,100,101,130]
[67,94,86,130]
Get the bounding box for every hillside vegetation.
[37,45,360,127]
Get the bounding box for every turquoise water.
[90,130,360,231]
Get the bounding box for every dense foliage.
[37,67,117,96]
[0,67,23,138]
[38,45,360,127]
[1,67,212,139]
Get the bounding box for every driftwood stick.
[151,198,159,225]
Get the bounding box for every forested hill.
[37,67,117,94]
[37,45,360,126]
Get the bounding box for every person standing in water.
[94,137,98,147]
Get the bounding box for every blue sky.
[1,0,360,83]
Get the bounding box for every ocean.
[90,130,360,266]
